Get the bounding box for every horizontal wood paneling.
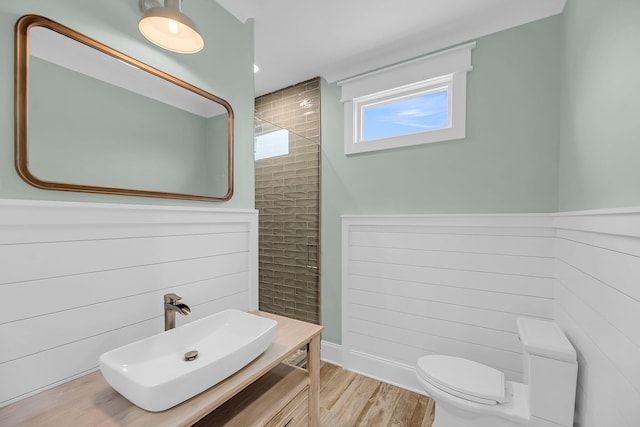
[349,289,526,333]
[555,257,640,350]
[554,210,640,427]
[556,235,640,301]
[0,222,251,245]
[556,312,630,427]
[350,304,521,353]
[350,231,555,257]
[350,260,554,297]
[0,232,249,285]
[349,246,554,278]
[349,277,552,317]
[0,200,258,407]
[342,215,555,389]
[1,273,250,363]
[1,252,249,324]
[342,210,640,427]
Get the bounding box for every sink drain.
[184,350,199,361]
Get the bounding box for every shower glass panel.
[254,117,320,324]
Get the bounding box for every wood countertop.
[0,311,323,427]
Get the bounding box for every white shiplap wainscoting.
[0,199,258,407]
[554,209,640,427]
[341,214,556,393]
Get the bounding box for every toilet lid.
[416,355,506,405]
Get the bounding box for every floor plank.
[353,382,402,426]
[387,388,421,427]
[319,363,342,391]
[327,373,380,425]
[317,363,434,427]
[411,394,436,427]
[320,368,357,411]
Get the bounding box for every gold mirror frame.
[15,15,234,201]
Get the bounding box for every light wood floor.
[319,363,435,427]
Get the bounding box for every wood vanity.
[0,311,323,427]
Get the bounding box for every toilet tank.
[517,318,577,427]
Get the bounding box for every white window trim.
[339,42,475,155]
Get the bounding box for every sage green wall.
[321,16,563,344]
[558,0,640,211]
[0,0,254,207]
[206,113,232,197]
[30,57,214,195]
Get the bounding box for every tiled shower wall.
[254,78,320,324]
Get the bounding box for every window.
[339,42,475,155]
[360,77,451,142]
[255,128,289,160]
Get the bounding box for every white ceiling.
[215,0,566,96]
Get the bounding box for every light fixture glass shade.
[139,4,204,53]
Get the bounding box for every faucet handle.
[164,293,182,304]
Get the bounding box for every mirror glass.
[16,15,234,201]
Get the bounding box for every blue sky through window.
[362,90,449,141]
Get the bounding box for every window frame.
[339,42,475,155]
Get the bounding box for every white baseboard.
[320,340,342,366]
[319,341,427,396]
[346,349,426,395]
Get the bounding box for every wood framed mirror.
[15,15,234,201]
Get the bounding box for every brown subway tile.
[255,77,320,322]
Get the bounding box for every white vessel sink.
[99,309,277,412]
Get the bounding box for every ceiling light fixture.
[138,0,204,54]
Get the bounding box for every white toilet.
[416,318,577,427]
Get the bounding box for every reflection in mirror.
[15,15,234,201]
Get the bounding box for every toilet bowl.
[416,318,577,427]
